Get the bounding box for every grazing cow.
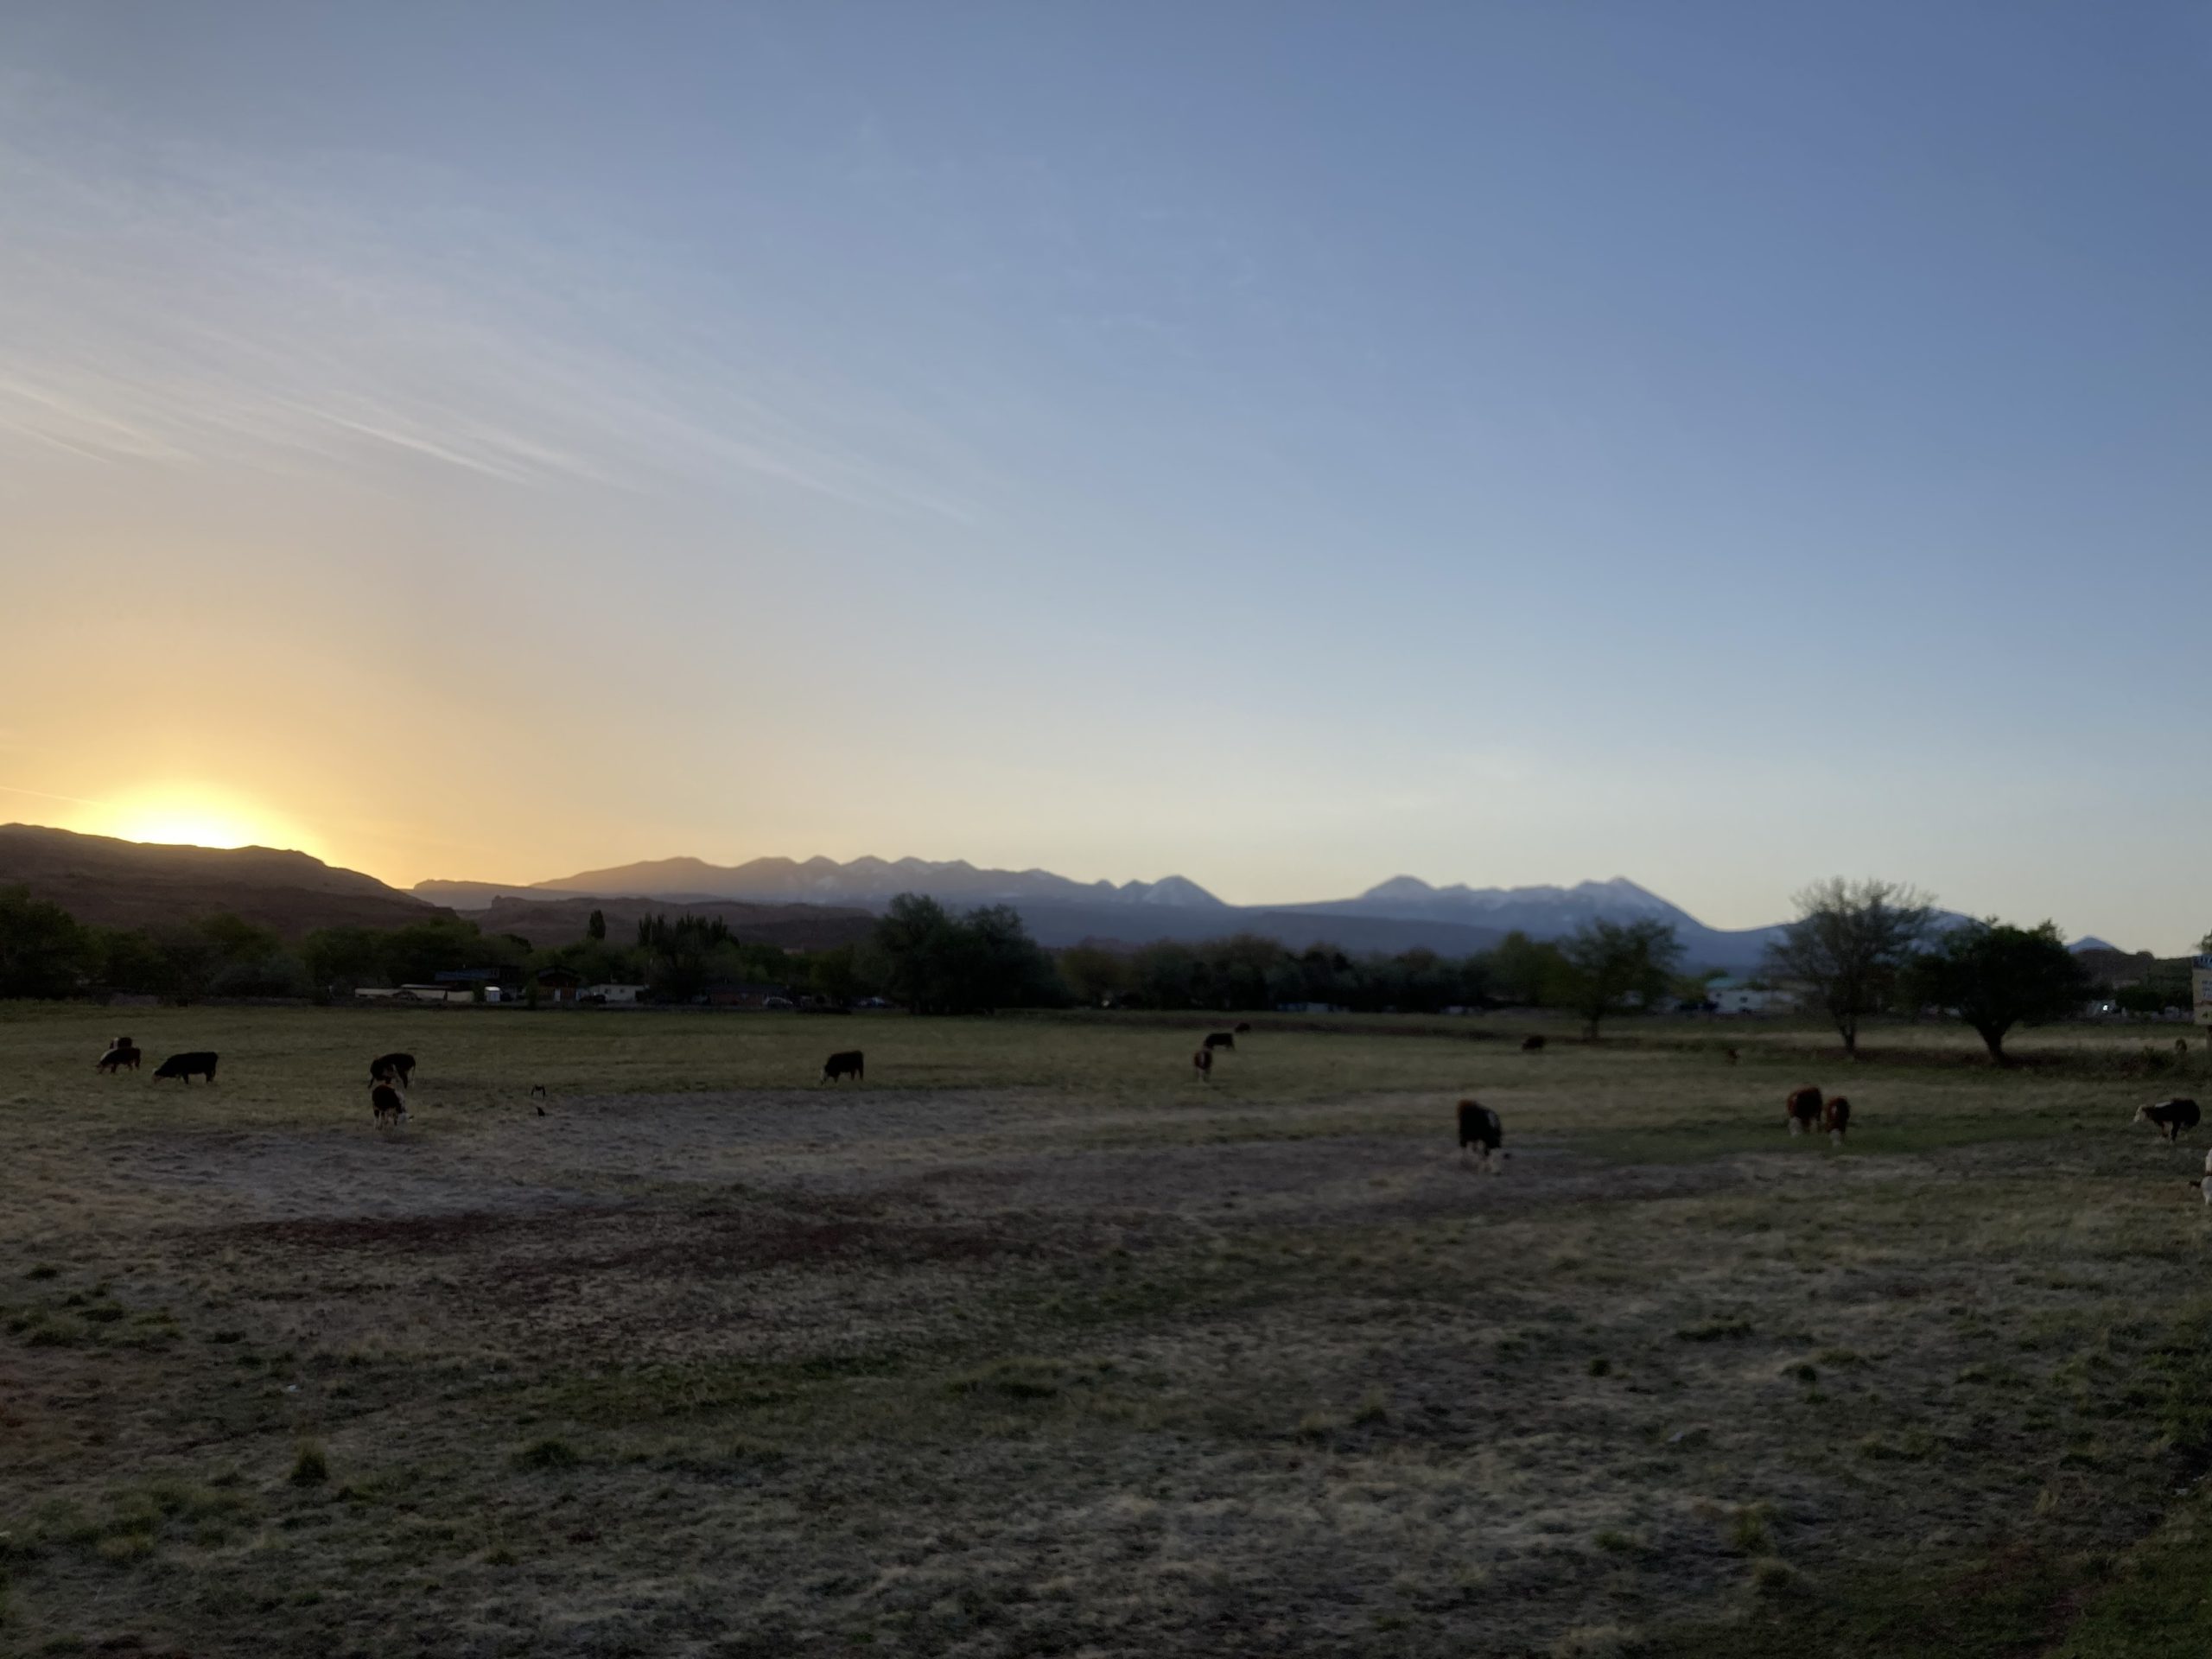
[371,1082,407,1128]
[96,1042,143,1074]
[1785,1085,1823,1135]
[529,1084,547,1099]
[1457,1098,1503,1173]
[1234,1021,1252,1033]
[1522,1035,1547,1052]
[2178,1039,2192,1058]
[1821,1095,1853,1145]
[821,1050,864,1084]
[152,1052,219,1084]
[1725,1047,1740,1066]
[2134,1098,2202,1144]
[1203,1032,1236,1051]
[370,1052,416,1088]
[1192,1046,1213,1082]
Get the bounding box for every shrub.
[289,1440,328,1485]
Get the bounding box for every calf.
[1821,1095,1852,1145]
[153,1052,219,1084]
[1521,1035,1547,1052]
[371,1082,408,1128]
[1234,1021,1252,1033]
[2135,1098,2202,1144]
[370,1052,416,1088]
[96,1042,143,1073]
[1457,1098,1503,1173]
[1192,1046,1213,1082]
[1784,1085,1823,1135]
[1203,1032,1236,1051]
[821,1050,864,1084]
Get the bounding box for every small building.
[1708,977,1795,1016]
[580,983,648,1006]
[534,966,585,1006]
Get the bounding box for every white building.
[1708,977,1795,1016]
[582,983,649,1005]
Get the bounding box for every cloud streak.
[0,86,977,520]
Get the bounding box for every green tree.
[1765,878,1936,1058]
[1556,918,1684,1039]
[302,926,389,995]
[0,885,86,998]
[1486,931,1568,1007]
[1058,944,1133,1007]
[588,908,607,942]
[1904,918,2092,1064]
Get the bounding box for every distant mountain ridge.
[0,823,448,936]
[422,854,1227,912]
[416,855,1801,969]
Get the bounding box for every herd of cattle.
[86,1030,2209,1195]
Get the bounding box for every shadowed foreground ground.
[5,1006,2211,1656]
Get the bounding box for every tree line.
[0,879,2192,1062]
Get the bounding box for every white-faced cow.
[1821,1095,1852,1146]
[2135,1098,2201,1144]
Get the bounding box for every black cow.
[822,1050,864,1084]
[2136,1098,2202,1144]
[1234,1021,1252,1033]
[153,1052,219,1084]
[370,1052,416,1087]
[371,1082,408,1128]
[96,1043,143,1073]
[1521,1035,1547,1052]
[1457,1099,1503,1172]
[1203,1032,1236,1051]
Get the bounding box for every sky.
[1,3,2206,947]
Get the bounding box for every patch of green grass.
[512,1438,580,1471]
[1677,1316,1754,1343]
[289,1440,328,1485]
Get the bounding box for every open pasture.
[4,1004,2211,1656]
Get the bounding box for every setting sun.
[96,790,311,856]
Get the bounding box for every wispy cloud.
[0,80,979,520]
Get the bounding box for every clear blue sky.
[3,3,2205,947]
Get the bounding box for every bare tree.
[1765,878,1936,1058]
[1558,918,1683,1040]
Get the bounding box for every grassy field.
[3,1002,2211,1657]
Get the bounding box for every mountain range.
[0,823,452,936]
[4,825,2144,973]
[416,856,1796,969]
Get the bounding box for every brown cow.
[1192,1047,1213,1082]
[1821,1095,1852,1145]
[1456,1099,1503,1173]
[1785,1085,1823,1136]
[96,1043,142,1073]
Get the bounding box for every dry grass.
[3,1001,2210,1656]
